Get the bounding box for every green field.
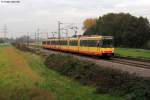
[0,45,123,100]
[116,48,150,59]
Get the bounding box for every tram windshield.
[101,39,113,48]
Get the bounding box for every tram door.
[88,39,100,55]
[96,40,103,56]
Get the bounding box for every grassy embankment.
[116,48,150,59]
[0,45,123,100]
[44,54,150,100]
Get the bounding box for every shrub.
[45,54,150,100]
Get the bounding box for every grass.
[0,45,45,100]
[116,48,150,59]
[0,44,10,48]
[24,49,123,100]
[0,45,123,100]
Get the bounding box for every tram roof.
[45,35,113,41]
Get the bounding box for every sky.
[0,0,150,38]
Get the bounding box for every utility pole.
[37,28,40,46]
[63,29,68,38]
[2,25,7,43]
[58,21,63,38]
[27,32,29,46]
[66,29,68,38]
[51,32,54,38]
[35,32,37,44]
[70,26,78,37]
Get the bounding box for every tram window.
[52,41,57,45]
[51,41,53,45]
[56,41,60,45]
[59,41,61,45]
[58,41,62,45]
[80,40,88,46]
[54,41,56,45]
[80,40,98,47]
[47,41,51,45]
[61,40,67,45]
[87,40,98,47]
[70,40,78,46]
[59,41,62,45]
[51,41,55,45]
[55,41,58,45]
[102,39,113,48]
[80,40,103,47]
[64,41,68,45]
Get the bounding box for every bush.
[12,43,37,53]
[44,54,101,85]
[45,54,150,100]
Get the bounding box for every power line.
[50,21,80,39]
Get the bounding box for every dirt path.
[6,47,40,81]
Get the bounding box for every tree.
[83,18,97,30]
[83,13,150,48]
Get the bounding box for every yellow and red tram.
[42,35,114,57]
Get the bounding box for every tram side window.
[87,40,97,47]
[69,40,78,46]
[80,40,102,47]
[61,40,68,45]
[51,41,59,45]
[56,41,61,45]
[90,40,103,47]
[55,41,58,45]
[80,40,88,46]
[51,41,53,45]
[58,41,61,45]
[64,41,68,45]
[51,41,55,45]
[47,41,51,45]
[59,41,62,45]
[57,41,62,45]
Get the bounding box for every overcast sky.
[0,0,150,38]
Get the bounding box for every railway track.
[44,48,150,70]
[114,56,150,63]
[24,46,150,77]
[28,46,150,70]
[109,58,150,69]
[49,49,150,70]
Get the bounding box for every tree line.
[83,13,150,49]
